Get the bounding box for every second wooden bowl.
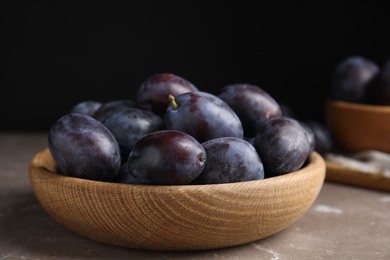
[325,99,390,153]
[29,148,325,251]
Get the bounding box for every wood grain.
[29,148,326,251]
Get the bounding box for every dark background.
[2,1,389,131]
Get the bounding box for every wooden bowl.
[325,99,390,153]
[29,148,325,251]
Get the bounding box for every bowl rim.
[326,99,390,112]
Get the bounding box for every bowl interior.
[325,99,390,153]
[29,148,325,251]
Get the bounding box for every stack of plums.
[330,55,390,105]
[48,73,317,185]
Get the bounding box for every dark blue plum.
[191,137,264,184]
[127,130,206,185]
[137,73,199,116]
[115,162,137,184]
[102,107,165,163]
[48,113,121,181]
[164,91,244,143]
[253,116,311,178]
[70,100,102,117]
[217,83,282,137]
[330,56,379,103]
[92,99,138,122]
[304,120,333,155]
[369,57,390,105]
[299,121,316,154]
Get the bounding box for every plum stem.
[168,94,179,110]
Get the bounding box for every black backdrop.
[2,1,390,131]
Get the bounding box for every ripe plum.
[299,121,316,154]
[127,130,206,185]
[217,83,282,137]
[191,137,264,184]
[115,162,137,184]
[102,107,165,164]
[164,91,244,143]
[137,73,199,116]
[254,116,311,178]
[330,55,379,103]
[92,99,138,122]
[369,57,390,105]
[70,100,102,116]
[304,120,333,155]
[48,113,121,181]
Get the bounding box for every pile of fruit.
[48,73,319,185]
[330,55,390,105]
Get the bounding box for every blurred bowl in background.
[325,99,390,153]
